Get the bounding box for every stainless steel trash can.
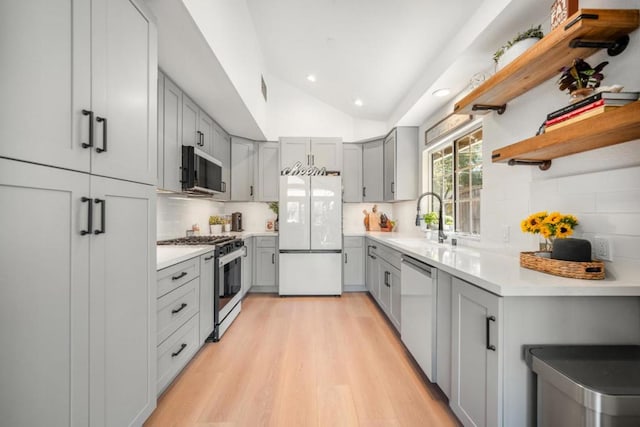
[525,346,640,427]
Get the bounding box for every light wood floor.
[145,293,461,427]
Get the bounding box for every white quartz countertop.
[157,231,278,270]
[364,232,640,297]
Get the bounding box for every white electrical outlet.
[594,237,612,261]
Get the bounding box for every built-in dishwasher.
[401,255,437,382]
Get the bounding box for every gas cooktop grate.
[157,236,237,246]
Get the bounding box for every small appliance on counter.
[231,212,243,231]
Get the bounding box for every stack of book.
[545,91,639,132]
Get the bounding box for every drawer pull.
[172,272,187,281]
[486,316,496,351]
[171,303,187,315]
[204,255,214,261]
[171,343,187,358]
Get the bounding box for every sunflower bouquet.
[521,211,579,250]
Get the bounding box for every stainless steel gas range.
[158,235,245,341]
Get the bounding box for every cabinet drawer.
[256,236,276,248]
[157,314,199,395]
[157,257,199,297]
[157,278,200,345]
[344,236,363,248]
[376,244,402,270]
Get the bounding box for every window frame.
[422,119,483,237]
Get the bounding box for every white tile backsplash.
[156,193,225,240]
[224,202,277,232]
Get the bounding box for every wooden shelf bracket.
[569,34,630,56]
[507,159,552,171]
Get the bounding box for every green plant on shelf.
[209,215,225,225]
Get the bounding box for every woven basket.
[520,252,605,280]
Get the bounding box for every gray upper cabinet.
[363,139,384,202]
[198,111,215,155]
[0,0,157,186]
[212,125,231,201]
[342,144,363,202]
[159,73,183,192]
[258,142,280,202]
[383,127,418,201]
[181,95,199,148]
[280,137,342,172]
[311,137,342,171]
[231,137,256,201]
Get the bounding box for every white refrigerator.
[278,175,343,295]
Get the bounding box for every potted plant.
[209,215,225,234]
[557,58,608,102]
[423,212,439,229]
[493,25,544,70]
[268,202,279,231]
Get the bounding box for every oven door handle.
[218,248,244,267]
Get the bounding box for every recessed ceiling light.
[432,88,451,97]
[354,98,363,107]
[307,74,316,83]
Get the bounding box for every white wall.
[183,0,268,136]
[265,73,386,141]
[224,202,277,232]
[157,194,225,240]
[417,18,640,277]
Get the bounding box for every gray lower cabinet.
[343,236,364,290]
[451,277,502,427]
[449,277,640,427]
[156,256,201,395]
[199,251,215,343]
[253,236,278,291]
[365,239,401,331]
[242,237,254,296]
[365,240,379,299]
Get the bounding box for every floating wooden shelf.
[491,101,640,165]
[454,9,639,115]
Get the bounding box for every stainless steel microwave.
[181,145,224,194]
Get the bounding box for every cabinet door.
[365,242,379,299]
[343,243,364,287]
[383,131,396,201]
[255,247,277,288]
[389,265,401,330]
[91,0,157,185]
[157,71,165,188]
[363,139,384,202]
[342,144,363,202]
[231,138,255,201]
[0,0,91,172]
[89,176,156,427]
[280,137,310,168]
[310,137,342,171]
[451,278,502,427]
[199,251,215,344]
[258,142,280,201]
[242,238,254,296]
[378,260,392,314]
[161,76,183,193]
[182,95,199,147]
[212,127,231,201]
[0,159,90,427]
[198,111,214,155]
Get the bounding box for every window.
[424,127,482,235]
